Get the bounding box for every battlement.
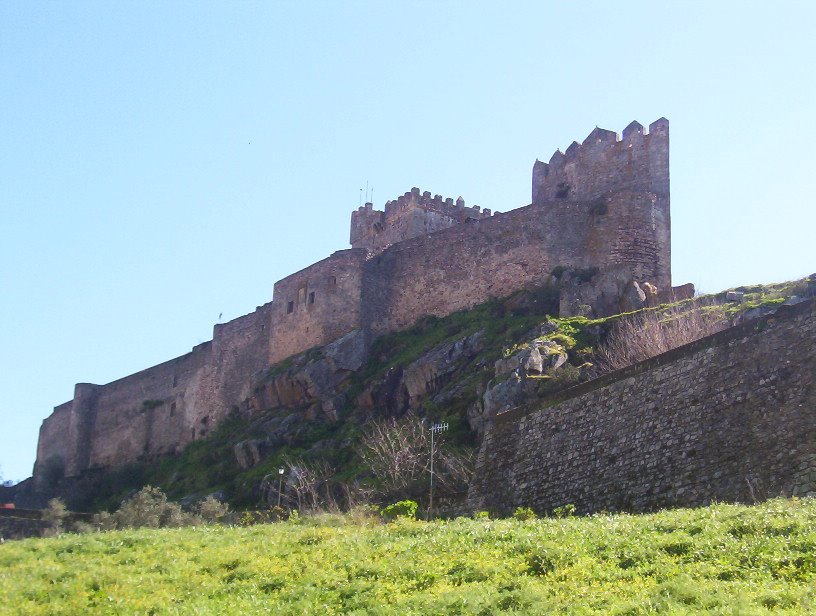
[532,118,669,204]
[350,186,495,251]
[382,187,492,220]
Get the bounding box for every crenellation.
[548,149,565,167]
[582,126,618,146]
[622,120,643,140]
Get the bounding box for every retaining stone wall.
[468,299,816,514]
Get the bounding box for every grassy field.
[1,498,815,614]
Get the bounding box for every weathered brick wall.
[468,299,816,515]
[269,249,367,364]
[0,509,48,540]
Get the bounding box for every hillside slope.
[11,275,815,514]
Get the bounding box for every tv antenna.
[428,422,449,519]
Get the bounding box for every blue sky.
[1,1,814,482]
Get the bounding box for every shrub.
[513,506,537,521]
[194,495,231,524]
[41,498,68,537]
[553,503,576,518]
[92,486,196,530]
[474,510,490,520]
[381,500,418,521]
[596,307,725,372]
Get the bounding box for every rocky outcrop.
[557,265,694,317]
[468,324,582,435]
[357,331,486,417]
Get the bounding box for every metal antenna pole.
[429,427,434,518]
[428,422,448,519]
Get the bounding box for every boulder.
[620,280,647,313]
[324,329,367,372]
[524,346,544,375]
[234,439,268,469]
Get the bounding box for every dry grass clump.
[597,307,726,372]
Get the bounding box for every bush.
[381,500,418,521]
[194,495,231,524]
[41,498,68,537]
[553,503,576,518]
[92,486,196,530]
[596,307,725,372]
[513,506,537,521]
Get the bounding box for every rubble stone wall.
[468,299,816,515]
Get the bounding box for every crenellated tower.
[532,118,669,204]
[350,187,494,253]
[531,118,671,292]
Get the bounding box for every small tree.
[357,414,474,504]
[194,495,231,524]
[358,414,429,495]
[282,458,340,513]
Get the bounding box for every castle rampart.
[532,118,669,205]
[350,187,492,253]
[468,298,816,514]
[362,188,670,335]
[34,119,673,481]
[268,248,368,364]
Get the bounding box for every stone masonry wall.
[269,249,367,365]
[532,118,669,204]
[350,188,491,252]
[362,189,670,336]
[468,299,816,515]
[35,301,275,480]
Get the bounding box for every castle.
[34,119,675,483]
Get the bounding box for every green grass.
[2,498,815,614]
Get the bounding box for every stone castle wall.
[36,300,275,480]
[532,118,669,204]
[361,189,670,336]
[468,299,816,515]
[351,189,492,252]
[34,119,673,481]
[268,249,368,364]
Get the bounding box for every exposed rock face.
[357,331,486,416]
[234,440,268,470]
[620,280,648,313]
[469,326,576,435]
[558,265,651,317]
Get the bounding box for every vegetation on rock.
[32,276,814,516]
